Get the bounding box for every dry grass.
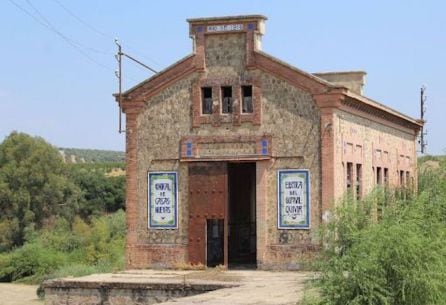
[182,268,242,283]
[173,262,206,271]
[0,284,43,305]
[105,168,126,177]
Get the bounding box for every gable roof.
[115,36,422,132]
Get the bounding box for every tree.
[0,132,81,251]
[68,167,125,218]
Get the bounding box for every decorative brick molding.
[341,97,420,135]
[180,135,272,161]
[191,76,262,128]
[341,133,364,165]
[371,142,392,168]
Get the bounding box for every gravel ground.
[0,283,43,305]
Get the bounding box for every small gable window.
[201,87,213,114]
[221,86,232,113]
[242,85,253,113]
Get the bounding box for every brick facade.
[118,15,422,270]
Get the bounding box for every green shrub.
[0,210,125,284]
[311,166,446,305]
[0,242,65,282]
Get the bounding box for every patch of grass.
[299,285,321,305]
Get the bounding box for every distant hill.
[59,147,125,163]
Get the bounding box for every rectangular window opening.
[242,86,253,113]
[346,162,353,191]
[356,164,362,200]
[222,86,233,114]
[399,170,405,187]
[384,168,389,186]
[376,167,382,185]
[201,87,213,114]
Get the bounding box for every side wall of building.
[333,109,417,202]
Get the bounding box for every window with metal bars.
[221,86,232,113]
[201,87,212,114]
[242,85,253,113]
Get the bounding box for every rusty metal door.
[188,162,227,266]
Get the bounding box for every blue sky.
[1,0,445,154]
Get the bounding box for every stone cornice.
[344,91,423,130]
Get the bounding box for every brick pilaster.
[256,160,270,268]
[194,31,206,71]
[313,92,343,221]
[124,103,143,268]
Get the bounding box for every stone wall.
[43,280,227,305]
[125,17,419,271]
[130,31,321,270]
[205,33,245,77]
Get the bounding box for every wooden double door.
[188,162,257,267]
[188,162,227,266]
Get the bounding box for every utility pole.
[114,39,158,134]
[419,86,427,154]
[115,39,123,134]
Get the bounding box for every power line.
[50,0,162,68]
[51,0,111,40]
[24,0,110,55]
[9,0,112,71]
[9,0,153,84]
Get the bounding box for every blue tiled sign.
[148,172,178,229]
[277,169,310,229]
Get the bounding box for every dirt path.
[0,284,43,305]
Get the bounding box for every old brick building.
[118,15,422,270]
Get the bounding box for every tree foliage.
[0,132,126,252]
[68,165,125,218]
[59,147,124,163]
[0,132,81,250]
